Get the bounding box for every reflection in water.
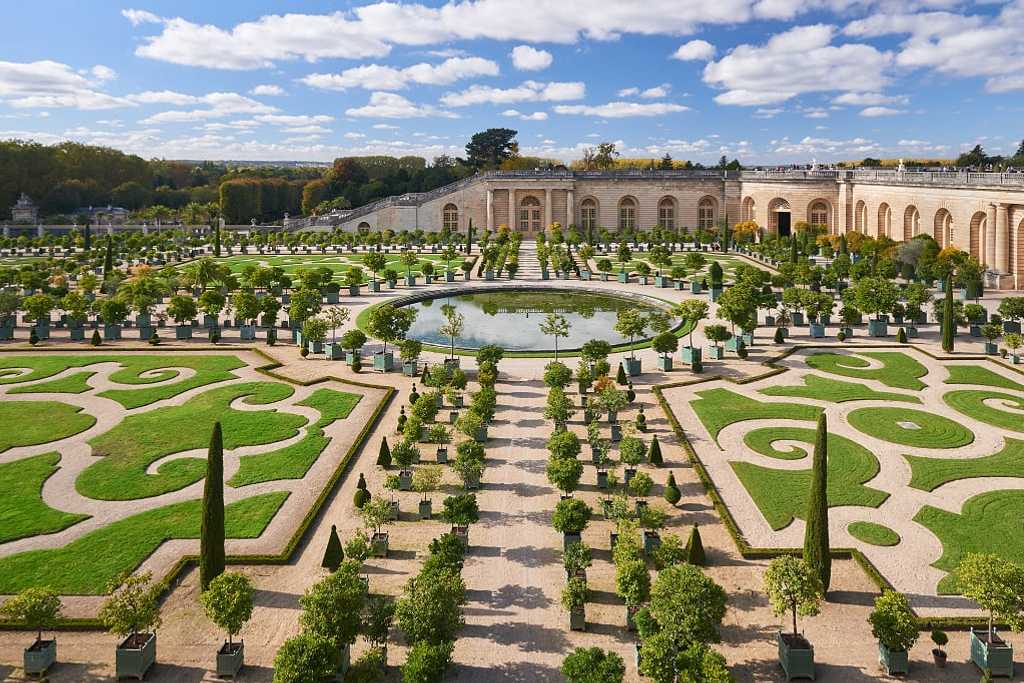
[401,290,670,351]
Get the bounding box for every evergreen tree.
[357,472,368,490]
[322,524,344,571]
[616,364,628,386]
[214,222,222,257]
[838,234,848,255]
[663,471,681,505]
[354,487,370,508]
[790,238,798,264]
[647,434,663,466]
[83,221,91,251]
[897,327,907,344]
[942,275,955,353]
[90,329,101,346]
[803,413,831,592]
[686,524,705,566]
[200,421,226,590]
[377,438,392,468]
[103,235,114,279]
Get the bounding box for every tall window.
[809,201,829,229]
[618,197,636,231]
[519,196,542,232]
[698,197,716,230]
[442,203,458,232]
[580,198,597,232]
[658,198,676,230]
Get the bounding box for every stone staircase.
[514,241,544,280]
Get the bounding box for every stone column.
[507,189,515,231]
[987,204,998,267]
[996,203,1010,273]
[566,190,574,226]
[544,188,552,230]
[486,189,494,232]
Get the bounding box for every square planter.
[324,343,344,360]
[643,530,661,555]
[103,324,122,340]
[116,632,156,680]
[707,345,724,360]
[445,271,456,283]
[971,629,1013,677]
[419,499,432,519]
[597,470,609,488]
[654,275,669,288]
[349,285,361,297]
[580,270,591,281]
[138,325,155,341]
[680,346,702,364]
[725,337,745,352]
[484,270,495,281]
[398,470,413,490]
[599,272,609,281]
[610,423,622,442]
[690,281,702,293]
[655,354,674,372]
[808,323,825,338]
[985,342,999,355]
[369,281,381,292]
[777,632,814,681]
[402,360,418,376]
[405,275,416,286]
[474,425,488,443]
[563,531,582,552]
[907,325,920,338]
[569,609,586,631]
[452,525,469,547]
[1004,321,1022,334]
[216,641,244,678]
[971,324,983,338]
[622,357,641,376]
[791,312,805,326]
[436,447,448,464]
[308,340,324,354]
[444,357,461,369]
[371,532,389,558]
[23,638,56,676]
[877,642,908,676]
[868,319,888,337]
[239,325,256,341]
[70,327,85,341]
[709,286,723,302]
[617,272,629,283]
[374,352,394,372]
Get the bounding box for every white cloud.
[617,87,640,97]
[441,80,584,106]
[127,90,201,105]
[121,8,162,26]
[860,106,905,117]
[251,84,285,96]
[255,114,333,126]
[344,132,366,139]
[672,39,716,61]
[372,123,399,129]
[345,92,457,118]
[283,124,332,134]
[139,92,278,123]
[0,60,130,110]
[753,107,783,118]
[832,92,908,106]
[91,65,117,81]
[553,101,689,117]
[501,109,549,120]
[641,84,670,98]
[510,45,553,71]
[301,57,498,92]
[703,24,891,106]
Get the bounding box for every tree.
[465,128,518,169]
[592,142,620,170]
[200,422,226,591]
[395,569,465,644]
[803,413,831,592]
[663,471,681,505]
[764,555,822,636]
[552,498,592,534]
[562,647,626,683]
[540,312,570,359]
[957,553,1024,643]
[272,633,338,683]
[377,437,392,468]
[648,435,663,466]
[851,276,899,321]
[403,640,455,683]
[367,304,417,355]
[868,591,919,653]
[648,563,727,646]
[675,299,709,348]
[103,235,115,279]
[0,587,62,643]
[99,571,162,642]
[322,524,344,571]
[201,571,254,648]
[614,309,648,359]
[438,303,464,360]
[652,331,678,360]
[441,493,480,526]
[547,455,584,495]
[299,564,366,650]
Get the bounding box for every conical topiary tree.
[200,421,226,590]
[214,222,222,257]
[322,524,344,571]
[663,471,681,505]
[616,364,628,386]
[357,473,368,490]
[648,434,663,466]
[377,438,392,468]
[803,412,831,593]
[897,327,907,344]
[942,275,955,353]
[686,524,705,566]
[103,235,114,279]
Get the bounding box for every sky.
[1,0,1022,165]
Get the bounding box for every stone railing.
[742,168,1024,187]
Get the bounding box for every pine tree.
[377,438,392,468]
[616,364,628,386]
[686,524,705,566]
[647,435,663,466]
[103,236,114,279]
[322,524,344,571]
[200,421,226,590]
[803,413,831,593]
[90,329,101,346]
[663,471,681,505]
[942,275,955,353]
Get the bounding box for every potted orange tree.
[764,556,822,681]
[201,571,254,677]
[1,587,62,676]
[99,571,161,680]
[869,591,919,675]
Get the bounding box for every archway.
[808,200,831,232]
[903,206,920,241]
[769,198,792,237]
[877,203,891,239]
[618,196,637,232]
[697,196,718,230]
[969,211,987,264]
[741,196,756,222]
[518,195,542,233]
[934,209,953,248]
[1015,219,1024,284]
[579,197,598,237]
[854,201,866,233]
[442,203,459,232]
[658,197,677,230]
[357,221,371,232]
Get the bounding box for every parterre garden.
[0,351,375,602]
[177,252,453,285]
[667,347,1024,599]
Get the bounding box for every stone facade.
[299,169,1024,289]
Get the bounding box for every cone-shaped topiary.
[616,364,628,386]
[421,364,430,384]
[377,438,392,468]
[103,235,114,279]
[352,355,362,373]
[648,434,663,467]
[354,487,371,508]
[200,421,226,590]
[90,329,101,346]
[357,473,368,490]
[774,327,785,344]
[803,412,831,593]
[897,327,907,344]
[686,524,705,566]
[322,524,344,571]
[214,223,221,257]
[663,471,681,505]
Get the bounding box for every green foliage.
[764,556,822,635]
[561,576,589,612]
[647,434,663,466]
[805,351,927,390]
[848,406,974,447]
[322,525,344,571]
[543,361,573,389]
[201,571,254,642]
[563,541,592,576]
[552,498,592,534]
[200,422,226,591]
[0,587,62,638]
[395,567,465,645]
[561,647,625,683]
[957,553,1024,635]
[663,471,681,505]
[944,389,1024,433]
[905,438,1024,492]
[0,400,95,453]
[648,563,727,645]
[687,524,706,566]
[803,414,832,592]
[690,388,821,444]
[99,571,162,638]
[945,366,1024,391]
[441,493,479,526]
[402,640,454,683]
[847,521,900,546]
[652,533,688,570]
[272,633,339,683]
[868,591,919,651]
[0,452,87,543]
[299,563,366,648]
[760,374,920,404]
[547,455,583,494]
[615,558,650,607]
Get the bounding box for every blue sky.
[2,0,1022,164]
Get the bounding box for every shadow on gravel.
[451,661,561,681]
[461,621,570,653]
[252,588,300,610]
[503,544,560,567]
[490,584,552,610]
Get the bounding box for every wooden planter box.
[398,470,413,490]
[325,343,345,360]
[436,446,448,464]
[216,641,244,677]
[374,352,394,372]
[371,532,389,558]
[116,632,156,680]
[451,525,469,547]
[868,319,888,337]
[707,345,724,360]
[971,629,1013,677]
[419,499,432,520]
[103,324,122,340]
[622,358,641,376]
[643,530,661,554]
[23,638,56,676]
[569,608,586,631]
[563,531,582,552]
[808,323,825,338]
[877,642,908,675]
[777,632,814,681]
[657,355,673,371]
[402,360,418,376]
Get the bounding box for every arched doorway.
[519,196,542,234]
[742,196,756,222]
[877,203,891,238]
[855,201,866,233]
[357,221,371,232]
[698,196,718,230]
[442,203,459,232]
[934,209,953,248]
[969,211,987,263]
[903,206,920,241]
[658,197,677,230]
[769,198,792,237]
[618,197,637,232]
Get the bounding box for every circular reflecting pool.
[399,288,673,351]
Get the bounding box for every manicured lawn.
[915,489,1024,594]
[731,431,889,530]
[743,427,819,460]
[0,401,96,452]
[0,452,89,543]
[299,388,362,429]
[689,388,821,445]
[847,407,974,448]
[8,371,96,394]
[847,521,900,547]
[905,438,1024,492]
[0,491,288,595]
[943,389,1024,433]
[945,365,1024,392]
[805,351,928,390]
[79,382,305,501]
[760,374,921,404]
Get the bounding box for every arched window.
[742,196,756,222]
[519,196,542,233]
[809,201,829,229]
[969,211,987,263]
[618,197,637,231]
[442,203,458,232]
[698,197,717,230]
[658,197,676,230]
[768,198,791,235]
[935,209,953,248]
[580,198,598,232]
[854,201,866,233]
[904,206,920,241]
[877,203,891,238]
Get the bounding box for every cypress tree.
[663,471,681,505]
[803,412,831,593]
[90,329,101,346]
[647,434,663,466]
[686,524,705,566]
[103,235,114,279]
[83,221,91,251]
[200,421,226,590]
[377,438,392,468]
[214,222,222,257]
[838,234,847,255]
[322,524,344,571]
[942,274,955,353]
[790,238,798,263]
[616,364,628,386]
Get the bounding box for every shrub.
[774,327,786,343]
[663,472,681,505]
[869,591,919,652]
[90,329,101,346]
[764,556,822,636]
[272,633,338,683]
[561,647,625,683]
[99,571,162,640]
[201,572,254,647]
[897,327,907,344]
[686,524,706,566]
[652,533,687,570]
[563,541,592,576]
[627,471,653,498]
[441,494,479,526]
[615,559,650,607]
[402,640,454,683]
[561,577,588,612]
[354,488,371,508]
[647,435,663,466]
[552,498,592,534]
[377,438,392,468]
[648,563,726,645]
[0,587,62,641]
[544,361,574,389]
[547,430,581,460]
[322,525,344,571]
[547,456,583,495]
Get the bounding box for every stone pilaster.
[566,190,574,226]
[508,189,515,232]
[486,189,494,232]
[987,203,997,268]
[996,203,1010,273]
[544,188,552,229]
